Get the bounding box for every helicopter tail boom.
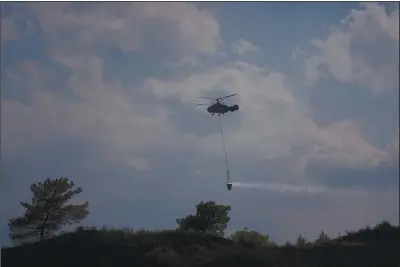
[229,105,239,112]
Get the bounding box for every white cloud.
[27,2,222,64]
[232,39,260,56]
[3,55,389,177]
[300,3,399,94]
[3,3,392,177]
[2,57,176,170]
[344,3,399,43]
[1,2,226,166]
[145,61,388,175]
[303,119,388,168]
[384,126,399,164]
[291,46,307,59]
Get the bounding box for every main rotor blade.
[217,94,237,100]
[197,104,209,105]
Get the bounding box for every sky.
[1,2,399,246]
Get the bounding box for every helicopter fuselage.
[206,102,239,115]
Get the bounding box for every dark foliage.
[314,230,330,245]
[176,201,231,237]
[2,223,400,267]
[229,227,271,248]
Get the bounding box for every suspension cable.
[218,115,230,183]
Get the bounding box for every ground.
[2,225,400,267]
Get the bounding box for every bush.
[230,227,271,247]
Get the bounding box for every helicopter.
[197,94,239,116]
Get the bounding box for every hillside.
[2,226,400,267]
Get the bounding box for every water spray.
[231,181,330,194]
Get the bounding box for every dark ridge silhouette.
[2,224,400,267]
[335,221,400,245]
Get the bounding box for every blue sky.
[1,2,399,245]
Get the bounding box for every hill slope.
[2,227,400,267]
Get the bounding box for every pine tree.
[315,230,330,245]
[295,234,308,247]
[8,177,89,244]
